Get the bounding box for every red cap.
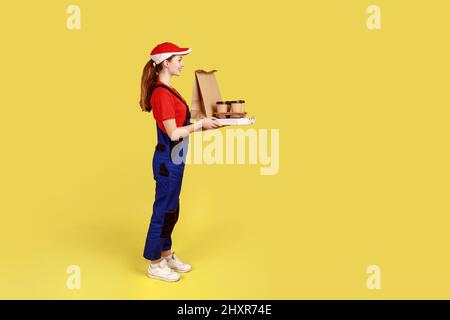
[150,42,191,64]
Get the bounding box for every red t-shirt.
[150,80,188,134]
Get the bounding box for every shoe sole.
[147,272,180,282]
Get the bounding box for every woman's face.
[164,55,184,76]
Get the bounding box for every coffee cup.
[230,100,245,113]
[216,101,228,113]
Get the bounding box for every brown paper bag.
[191,69,221,119]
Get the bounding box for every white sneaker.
[147,258,180,282]
[164,252,192,273]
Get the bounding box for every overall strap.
[149,84,190,110]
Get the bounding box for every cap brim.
[150,48,191,64]
[177,48,191,55]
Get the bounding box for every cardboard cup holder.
[213,112,247,119]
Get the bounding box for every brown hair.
[139,56,176,112]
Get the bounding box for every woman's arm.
[162,117,222,141]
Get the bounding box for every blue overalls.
[143,84,191,261]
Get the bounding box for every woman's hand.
[201,117,222,130]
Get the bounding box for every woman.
[139,42,222,282]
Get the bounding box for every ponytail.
[139,55,177,112]
[139,59,160,112]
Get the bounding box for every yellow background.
[1,0,449,299]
